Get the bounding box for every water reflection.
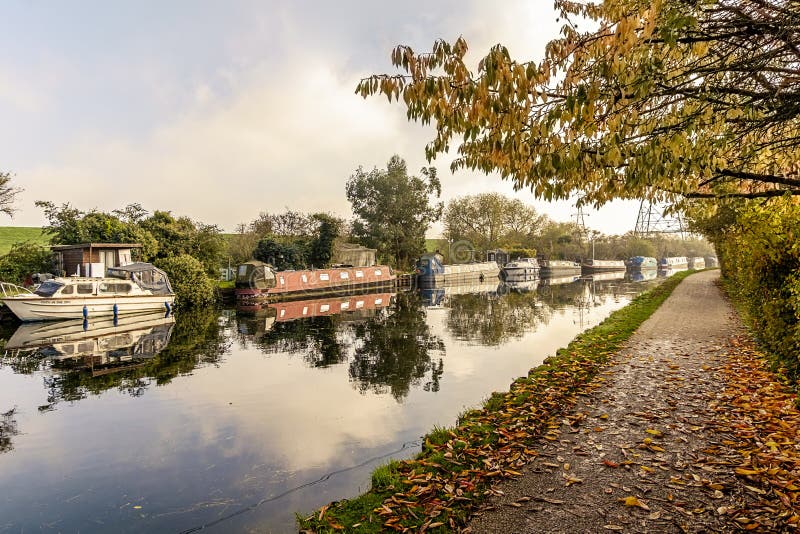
[0,406,18,454]
[0,309,227,410]
[659,267,689,278]
[0,278,661,533]
[236,292,446,400]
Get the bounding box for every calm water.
[0,274,662,533]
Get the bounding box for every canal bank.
[300,270,800,532]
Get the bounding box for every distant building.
[332,242,377,267]
[52,243,141,277]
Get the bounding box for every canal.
[0,274,665,532]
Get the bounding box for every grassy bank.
[298,270,696,533]
[0,227,49,255]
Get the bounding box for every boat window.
[319,273,330,281]
[77,283,94,295]
[60,285,74,295]
[341,301,349,310]
[301,274,308,283]
[374,269,382,276]
[99,283,132,294]
[320,304,330,312]
[34,280,64,297]
[238,265,248,276]
[340,272,349,280]
[355,271,364,278]
[279,277,285,285]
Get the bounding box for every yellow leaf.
[619,495,650,510]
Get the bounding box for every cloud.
[7,0,638,235]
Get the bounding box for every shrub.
[155,254,216,308]
[0,243,52,285]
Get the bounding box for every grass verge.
[298,270,696,533]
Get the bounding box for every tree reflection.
[349,292,445,400]
[445,290,553,345]
[0,407,18,454]
[0,308,228,411]
[252,316,350,368]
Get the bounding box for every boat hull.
[416,262,500,289]
[2,295,175,322]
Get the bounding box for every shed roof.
[50,243,142,251]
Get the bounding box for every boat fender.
[83,318,89,331]
[164,301,171,315]
[82,305,88,319]
[113,303,119,318]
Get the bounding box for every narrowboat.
[235,260,395,302]
[625,256,658,271]
[658,256,689,269]
[415,253,500,289]
[581,259,626,273]
[500,257,539,281]
[688,257,706,269]
[0,263,175,322]
[538,259,581,277]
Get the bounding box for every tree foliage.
[444,193,549,251]
[347,155,443,269]
[357,0,800,206]
[308,213,342,268]
[0,172,21,218]
[0,243,52,285]
[154,254,216,308]
[253,238,308,270]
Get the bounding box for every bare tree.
[0,172,22,217]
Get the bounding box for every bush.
[701,197,800,378]
[154,254,216,308]
[0,243,52,285]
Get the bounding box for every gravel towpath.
[468,270,761,533]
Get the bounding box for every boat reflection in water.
[581,271,625,282]
[539,274,581,286]
[658,267,689,278]
[626,269,659,282]
[5,312,175,376]
[236,292,396,335]
[499,278,539,294]
[418,283,501,307]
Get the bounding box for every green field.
[0,227,50,255]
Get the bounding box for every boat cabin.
[52,243,141,277]
[236,260,277,290]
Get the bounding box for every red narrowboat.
[235,260,396,302]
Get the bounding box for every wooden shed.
[52,243,141,277]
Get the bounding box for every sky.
[0,0,641,235]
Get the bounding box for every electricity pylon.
[633,200,686,239]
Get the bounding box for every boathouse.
[52,243,141,277]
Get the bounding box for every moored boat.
[688,257,706,269]
[500,257,539,280]
[538,259,581,277]
[0,263,174,322]
[581,259,626,273]
[235,260,395,301]
[625,256,658,270]
[658,256,689,269]
[415,253,500,289]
